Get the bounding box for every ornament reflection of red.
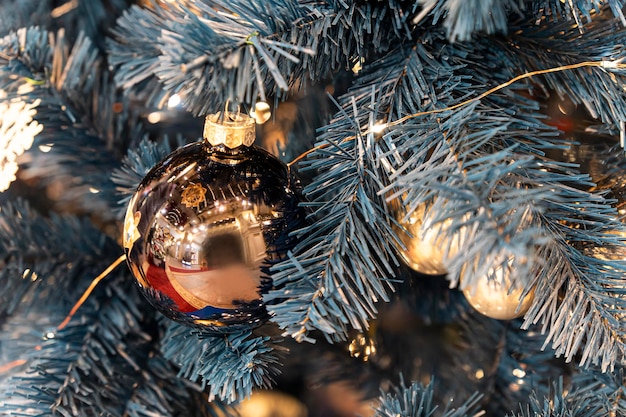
[144,263,196,313]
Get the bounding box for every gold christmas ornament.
[462,261,535,320]
[394,204,463,276]
[250,101,272,124]
[585,171,626,261]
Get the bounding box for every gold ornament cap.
[203,111,256,149]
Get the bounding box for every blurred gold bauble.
[250,101,272,124]
[394,204,462,275]
[237,391,307,417]
[462,263,535,320]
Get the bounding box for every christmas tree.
[1,0,626,415]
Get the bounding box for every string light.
[57,254,127,330]
[0,98,43,192]
[288,60,626,167]
[167,93,181,108]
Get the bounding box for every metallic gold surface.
[462,264,535,320]
[203,112,256,148]
[250,101,272,124]
[124,140,302,332]
[394,204,462,276]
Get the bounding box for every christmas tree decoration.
[462,260,535,320]
[124,110,303,332]
[394,203,463,276]
[584,154,626,261]
[250,101,272,125]
[7,1,626,415]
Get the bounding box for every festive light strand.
[57,254,127,331]
[287,60,626,167]
[54,61,626,330]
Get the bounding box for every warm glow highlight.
[0,97,43,192]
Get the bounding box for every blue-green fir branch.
[366,32,626,370]
[0,27,142,217]
[0,268,158,416]
[446,313,571,415]
[411,0,626,43]
[0,199,120,318]
[412,0,522,42]
[110,0,314,115]
[0,309,229,417]
[569,368,626,416]
[374,376,483,417]
[1,27,141,151]
[371,40,559,289]
[523,237,626,371]
[106,4,172,108]
[505,9,626,127]
[527,0,626,27]
[266,93,401,343]
[123,355,240,417]
[111,135,190,217]
[51,0,131,49]
[507,379,573,417]
[0,0,131,47]
[108,0,411,114]
[0,0,52,36]
[506,375,626,417]
[514,150,626,372]
[160,321,282,404]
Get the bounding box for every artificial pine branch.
[505,375,626,417]
[0,200,150,415]
[266,92,401,343]
[505,9,626,126]
[2,0,626,415]
[108,0,411,115]
[0,199,120,318]
[373,376,484,417]
[111,135,189,217]
[413,0,522,42]
[2,280,150,416]
[414,0,626,43]
[526,0,626,27]
[365,28,626,370]
[0,27,138,218]
[0,0,52,35]
[123,355,239,417]
[0,199,235,416]
[160,321,282,404]
[447,313,572,415]
[570,368,626,415]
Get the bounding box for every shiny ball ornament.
[124,111,303,332]
[462,263,535,320]
[394,204,462,276]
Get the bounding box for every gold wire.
[57,254,127,331]
[287,60,625,167]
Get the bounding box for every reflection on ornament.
[123,210,141,250]
[124,111,303,332]
[250,101,272,124]
[394,204,463,275]
[462,261,535,320]
[180,183,207,208]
